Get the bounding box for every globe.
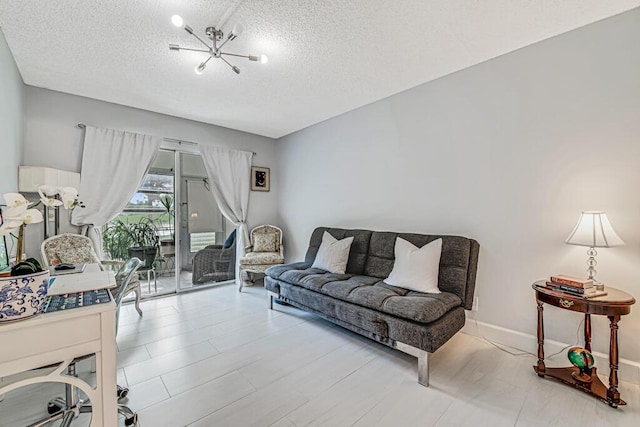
[568,346,595,382]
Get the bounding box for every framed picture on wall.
[251,166,270,192]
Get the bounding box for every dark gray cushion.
[265,262,310,280]
[222,230,236,249]
[267,265,462,324]
[302,227,479,309]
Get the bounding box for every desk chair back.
[41,233,102,269]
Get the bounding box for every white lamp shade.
[565,211,624,248]
[18,166,80,193]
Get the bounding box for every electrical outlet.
[472,296,479,312]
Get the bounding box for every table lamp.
[565,211,624,290]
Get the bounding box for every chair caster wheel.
[47,401,63,414]
[117,385,129,399]
[125,413,138,426]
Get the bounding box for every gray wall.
[23,87,278,259]
[276,9,640,364]
[0,30,24,195]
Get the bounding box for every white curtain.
[72,126,161,256]
[198,144,252,285]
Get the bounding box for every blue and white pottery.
[0,270,50,322]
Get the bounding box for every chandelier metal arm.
[201,55,214,66]
[219,56,240,74]
[216,35,235,51]
[177,47,211,53]
[220,52,251,59]
[185,28,213,51]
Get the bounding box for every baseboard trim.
[461,318,640,386]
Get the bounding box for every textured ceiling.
[1,1,639,138]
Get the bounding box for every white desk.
[0,264,117,426]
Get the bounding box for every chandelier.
[169,15,268,75]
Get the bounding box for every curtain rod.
[76,123,256,155]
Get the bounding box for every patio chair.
[192,230,236,284]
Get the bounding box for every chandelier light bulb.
[230,23,244,39]
[195,62,206,74]
[260,54,268,64]
[171,15,184,28]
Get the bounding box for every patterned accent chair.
[41,233,143,316]
[238,225,284,292]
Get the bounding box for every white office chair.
[32,258,143,427]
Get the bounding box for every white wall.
[0,30,24,195]
[276,9,640,364]
[23,87,278,258]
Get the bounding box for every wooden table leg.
[584,313,591,352]
[607,315,621,406]
[536,299,545,376]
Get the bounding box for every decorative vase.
[0,270,50,322]
[568,346,595,383]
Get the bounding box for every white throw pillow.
[311,231,354,274]
[385,237,442,294]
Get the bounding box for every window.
[190,232,217,252]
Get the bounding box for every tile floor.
[2,283,639,426]
[135,270,236,298]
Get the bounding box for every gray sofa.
[264,227,479,387]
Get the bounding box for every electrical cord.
[472,318,584,359]
[546,318,585,359]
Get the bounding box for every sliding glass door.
[177,153,232,291]
[102,148,232,298]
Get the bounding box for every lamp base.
[586,247,600,288]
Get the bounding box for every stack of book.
[545,275,607,299]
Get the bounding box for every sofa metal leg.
[418,352,429,387]
[267,291,278,310]
[395,341,431,387]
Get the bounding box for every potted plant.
[102,218,158,269]
[102,220,133,262]
[128,219,159,269]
